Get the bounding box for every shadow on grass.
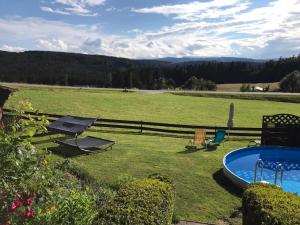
[31,139,53,145]
[213,168,243,197]
[178,145,205,154]
[48,146,89,158]
[178,143,221,153]
[205,144,219,151]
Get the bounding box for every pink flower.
[23,209,35,218]
[10,199,22,211]
[25,195,33,206]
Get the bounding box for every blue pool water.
[223,146,300,195]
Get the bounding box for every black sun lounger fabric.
[47,116,96,135]
[57,116,96,127]
[55,136,115,152]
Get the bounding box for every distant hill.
[155,57,267,64]
[0,50,299,89]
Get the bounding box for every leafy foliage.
[35,190,96,225]
[95,178,175,225]
[240,83,251,92]
[280,70,300,92]
[242,183,300,225]
[0,101,50,224]
[182,76,217,91]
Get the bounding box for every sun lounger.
[47,116,115,153]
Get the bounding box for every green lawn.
[6,87,300,127]
[5,85,300,223]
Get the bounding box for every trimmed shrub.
[95,178,175,225]
[242,183,300,225]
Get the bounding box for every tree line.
[0,50,299,90]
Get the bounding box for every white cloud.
[131,0,300,58]
[41,0,105,16]
[133,0,248,21]
[1,0,300,59]
[37,39,69,51]
[40,6,71,15]
[0,45,25,52]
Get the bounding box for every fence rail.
[3,109,262,137]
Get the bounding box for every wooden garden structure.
[262,114,300,147]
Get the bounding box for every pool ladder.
[253,159,284,187]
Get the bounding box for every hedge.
[243,183,300,225]
[95,178,175,225]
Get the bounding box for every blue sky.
[0,0,300,59]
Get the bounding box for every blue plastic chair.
[206,129,226,148]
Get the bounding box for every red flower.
[17,192,23,196]
[10,199,22,211]
[25,195,33,206]
[23,209,35,218]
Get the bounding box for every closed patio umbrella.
[227,103,234,138]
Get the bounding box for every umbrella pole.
[227,127,230,140]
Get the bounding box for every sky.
[0,0,300,59]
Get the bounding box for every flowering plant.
[0,101,49,224]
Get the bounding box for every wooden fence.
[3,109,262,137]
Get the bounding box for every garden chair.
[205,129,226,148]
[190,128,206,146]
[185,128,206,151]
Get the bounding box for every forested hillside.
[0,50,299,89]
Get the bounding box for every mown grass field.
[4,84,300,224]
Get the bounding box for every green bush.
[35,190,96,225]
[280,70,300,92]
[240,83,251,92]
[182,76,217,91]
[242,183,300,225]
[95,178,175,225]
[56,159,98,185]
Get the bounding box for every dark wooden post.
[0,85,14,128]
[140,120,143,133]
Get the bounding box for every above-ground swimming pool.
[223,146,300,195]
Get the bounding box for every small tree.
[264,84,270,92]
[182,76,216,91]
[280,70,300,92]
[182,76,199,90]
[240,83,251,92]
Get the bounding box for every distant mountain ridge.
[153,57,267,64]
[0,50,268,64]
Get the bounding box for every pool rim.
[223,145,300,189]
